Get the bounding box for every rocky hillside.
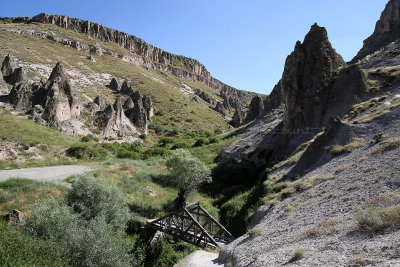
[221,23,369,164]
[0,14,257,141]
[188,0,400,266]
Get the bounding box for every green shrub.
[80,134,99,143]
[158,137,177,147]
[0,221,65,266]
[171,141,190,149]
[117,150,141,160]
[24,175,138,267]
[139,133,147,139]
[214,129,223,135]
[219,183,264,237]
[208,136,219,144]
[25,200,133,267]
[142,147,171,159]
[67,143,107,159]
[149,122,165,134]
[145,239,198,267]
[356,204,400,234]
[66,174,130,232]
[155,110,165,116]
[194,137,208,147]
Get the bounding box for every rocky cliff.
[0,14,252,104]
[352,0,400,63]
[281,24,346,131]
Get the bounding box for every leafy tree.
[166,149,211,209]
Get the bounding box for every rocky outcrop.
[245,96,264,122]
[214,102,227,117]
[7,60,81,127]
[192,95,202,105]
[123,97,134,110]
[8,82,33,111]
[281,23,346,131]
[9,67,26,85]
[230,108,244,127]
[142,95,153,121]
[94,96,107,111]
[352,0,400,63]
[263,81,283,114]
[0,74,8,94]
[108,77,120,91]
[129,98,147,131]
[120,80,134,96]
[223,24,368,164]
[1,54,25,86]
[195,89,216,105]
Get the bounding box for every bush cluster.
[23,174,138,267]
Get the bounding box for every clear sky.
[0,0,389,94]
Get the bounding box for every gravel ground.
[218,104,400,266]
[0,165,93,182]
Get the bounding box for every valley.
[0,1,400,266]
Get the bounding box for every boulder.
[192,95,202,105]
[87,55,96,62]
[1,54,16,81]
[108,77,120,91]
[90,43,103,56]
[1,209,25,227]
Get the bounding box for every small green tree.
[166,149,211,209]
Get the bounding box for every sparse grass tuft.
[290,249,306,262]
[356,192,400,234]
[248,227,262,239]
[327,137,364,155]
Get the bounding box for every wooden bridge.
[145,201,234,248]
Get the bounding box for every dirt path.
[0,165,93,182]
[174,250,223,267]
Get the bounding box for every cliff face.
[352,0,400,63]
[14,13,250,102]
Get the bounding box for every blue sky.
[0,0,388,94]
